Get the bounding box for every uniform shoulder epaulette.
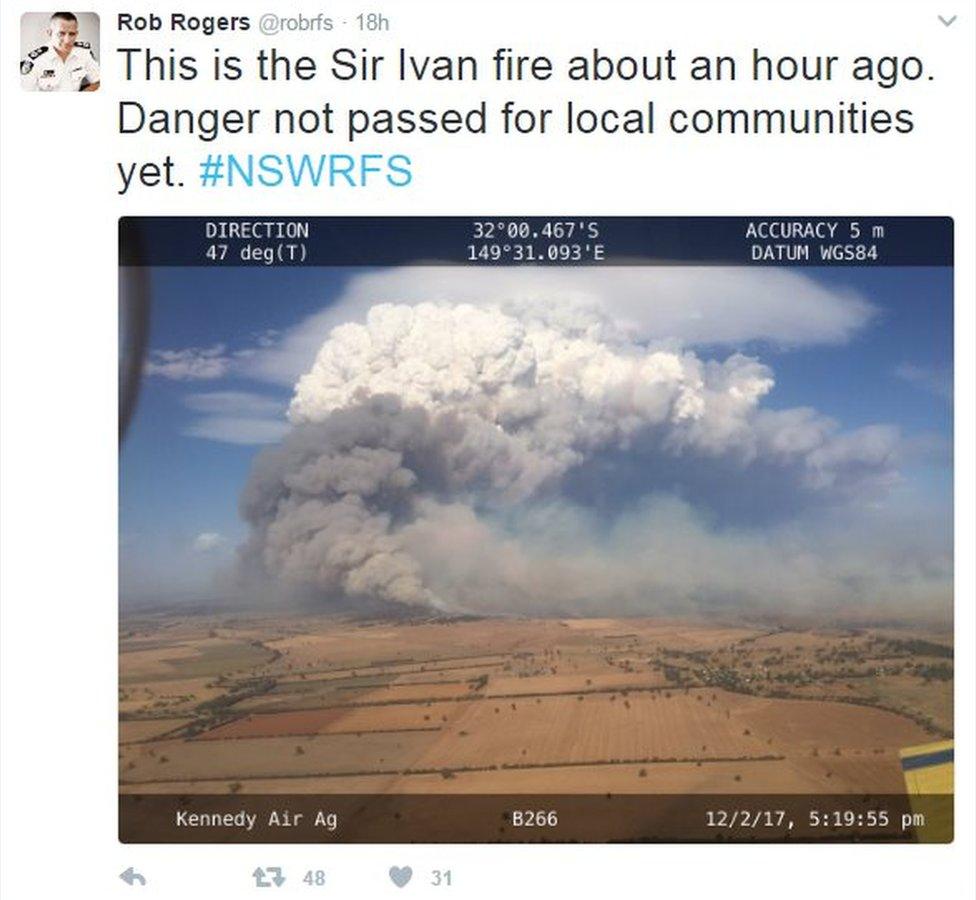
[76,41,91,49]
[21,46,47,74]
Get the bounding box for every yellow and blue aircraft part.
[900,740,953,794]
[900,739,953,842]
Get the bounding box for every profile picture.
[20,11,100,92]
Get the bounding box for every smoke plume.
[239,298,946,617]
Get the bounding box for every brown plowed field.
[119,718,194,744]
[119,614,951,796]
[733,696,927,750]
[198,703,465,740]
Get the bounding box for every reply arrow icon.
[119,867,147,887]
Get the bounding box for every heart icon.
[389,866,413,888]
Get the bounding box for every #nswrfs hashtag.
[195,153,412,188]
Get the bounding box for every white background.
[1,2,973,898]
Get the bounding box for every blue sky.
[119,265,952,608]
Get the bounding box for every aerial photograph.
[120,257,952,840]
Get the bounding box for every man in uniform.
[21,12,99,92]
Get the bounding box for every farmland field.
[119,613,952,796]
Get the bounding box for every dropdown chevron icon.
[938,15,957,26]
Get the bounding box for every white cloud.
[144,344,231,380]
[146,268,875,394]
[184,391,284,416]
[193,532,228,552]
[240,266,876,387]
[894,362,952,400]
[181,391,288,445]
